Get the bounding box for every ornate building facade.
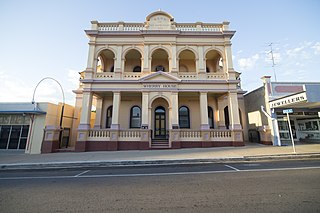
[73,11,247,151]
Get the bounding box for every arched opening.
[154,106,166,138]
[96,49,115,73]
[205,50,223,73]
[179,106,190,128]
[106,106,113,128]
[151,49,169,72]
[224,106,229,130]
[130,106,141,128]
[179,50,196,72]
[124,49,142,72]
[208,106,214,129]
[151,97,170,139]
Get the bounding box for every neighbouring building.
[245,76,320,145]
[0,102,75,154]
[73,10,247,152]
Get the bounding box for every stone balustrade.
[123,72,142,79]
[178,73,197,79]
[97,22,224,32]
[96,73,114,79]
[87,129,111,141]
[119,130,141,141]
[86,129,232,142]
[207,73,226,79]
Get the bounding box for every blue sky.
[0,0,319,105]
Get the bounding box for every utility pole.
[268,43,278,82]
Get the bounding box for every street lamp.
[31,77,66,148]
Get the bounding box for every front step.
[151,139,169,149]
[56,147,75,152]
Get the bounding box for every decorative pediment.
[145,10,175,30]
[139,71,181,82]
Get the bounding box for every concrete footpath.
[0,143,320,170]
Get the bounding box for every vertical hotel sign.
[270,92,307,108]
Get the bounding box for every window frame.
[179,106,190,129]
[106,106,113,128]
[130,106,141,128]
[208,106,214,129]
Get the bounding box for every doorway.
[154,106,166,138]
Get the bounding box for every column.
[171,92,179,129]
[111,92,121,129]
[94,97,103,129]
[197,46,205,73]
[225,41,234,72]
[228,92,241,129]
[171,45,177,73]
[143,45,149,72]
[78,91,93,130]
[200,92,209,130]
[84,43,96,79]
[141,92,149,129]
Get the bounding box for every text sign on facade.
[143,84,177,89]
[283,109,293,114]
[270,92,307,108]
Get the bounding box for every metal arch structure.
[31,77,66,149]
[32,77,65,106]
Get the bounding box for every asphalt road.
[0,160,319,213]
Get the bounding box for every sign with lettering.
[148,15,171,30]
[143,84,177,89]
[283,109,293,114]
[270,92,307,108]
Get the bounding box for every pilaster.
[171,92,179,129]
[200,92,209,130]
[141,92,149,129]
[111,92,121,129]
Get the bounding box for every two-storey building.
[73,11,247,151]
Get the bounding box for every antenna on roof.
[268,43,278,82]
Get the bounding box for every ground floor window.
[106,106,113,128]
[179,106,190,128]
[208,106,214,129]
[130,106,141,128]
[0,125,29,149]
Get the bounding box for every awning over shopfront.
[0,103,46,115]
[269,84,320,110]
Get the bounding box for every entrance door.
[154,106,166,138]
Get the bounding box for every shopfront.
[269,87,320,143]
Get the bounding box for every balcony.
[95,22,227,32]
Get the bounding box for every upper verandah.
[87,10,233,34]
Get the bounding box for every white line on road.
[0,166,319,180]
[225,164,240,171]
[74,170,90,177]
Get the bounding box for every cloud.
[0,70,66,104]
[237,54,259,70]
[67,69,80,87]
[0,70,33,102]
[312,42,320,55]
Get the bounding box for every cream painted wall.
[178,96,200,129]
[124,59,141,72]
[179,59,196,72]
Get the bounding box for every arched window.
[133,66,141,72]
[130,106,141,128]
[179,106,190,129]
[208,106,214,129]
[106,106,113,128]
[224,106,229,129]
